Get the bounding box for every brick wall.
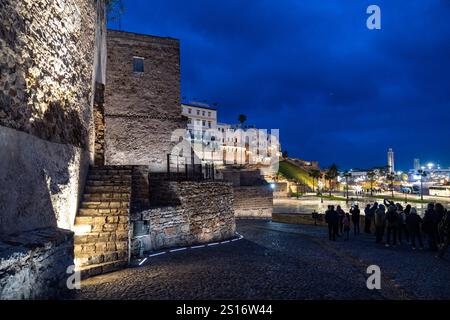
[104,30,186,171]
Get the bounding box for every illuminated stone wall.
[104,30,186,172]
[131,181,235,252]
[234,186,273,219]
[0,0,99,235]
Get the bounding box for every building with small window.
[104,30,185,171]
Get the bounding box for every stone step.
[83,193,131,201]
[78,208,129,216]
[85,185,131,193]
[90,165,133,170]
[75,215,129,226]
[87,175,132,182]
[77,260,128,280]
[86,180,131,187]
[73,221,128,234]
[74,240,128,255]
[75,250,128,268]
[80,201,129,209]
[74,231,128,244]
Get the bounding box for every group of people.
[324,199,450,259]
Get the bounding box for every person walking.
[325,205,338,241]
[422,203,439,251]
[336,205,345,236]
[438,206,450,258]
[374,204,386,244]
[406,207,424,250]
[385,205,399,247]
[350,204,361,235]
[343,213,351,240]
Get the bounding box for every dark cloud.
[111,0,450,170]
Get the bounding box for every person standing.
[396,203,408,245]
[343,213,351,240]
[325,205,338,241]
[406,207,424,250]
[435,203,446,245]
[364,204,371,233]
[336,205,345,236]
[385,205,399,247]
[438,206,450,258]
[374,204,386,244]
[350,204,361,235]
[422,203,439,251]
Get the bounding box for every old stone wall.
[0,0,98,236]
[131,181,235,252]
[0,228,74,299]
[234,186,273,219]
[104,30,186,171]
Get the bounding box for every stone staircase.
[73,166,132,279]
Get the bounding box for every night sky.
[108,0,450,171]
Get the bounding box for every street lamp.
[418,169,427,201]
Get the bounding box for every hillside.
[278,160,315,190]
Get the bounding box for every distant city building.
[414,158,420,172]
[181,102,281,166]
[387,148,395,174]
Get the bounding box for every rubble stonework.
[131,181,235,252]
[0,228,74,299]
[0,0,97,147]
[0,0,98,235]
[104,30,186,171]
[234,186,273,219]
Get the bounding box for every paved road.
[74,220,450,300]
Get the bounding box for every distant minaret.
[387,148,395,173]
[414,158,420,172]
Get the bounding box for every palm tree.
[367,170,376,196]
[386,172,396,198]
[309,169,322,193]
[325,164,339,196]
[238,114,247,127]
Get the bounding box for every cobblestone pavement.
[74,220,450,300]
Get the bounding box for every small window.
[202,120,206,126]
[202,111,205,116]
[133,57,144,73]
[197,110,200,115]
[188,108,192,114]
[187,118,192,124]
[208,112,211,117]
[208,121,211,128]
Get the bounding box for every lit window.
[133,57,144,73]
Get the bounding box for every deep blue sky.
[108,0,450,171]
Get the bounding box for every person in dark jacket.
[364,204,372,233]
[435,203,446,245]
[336,205,345,236]
[406,207,424,250]
[350,204,361,235]
[438,207,450,258]
[325,205,338,241]
[396,203,409,245]
[422,203,439,251]
[385,205,399,247]
[374,204,386,244]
